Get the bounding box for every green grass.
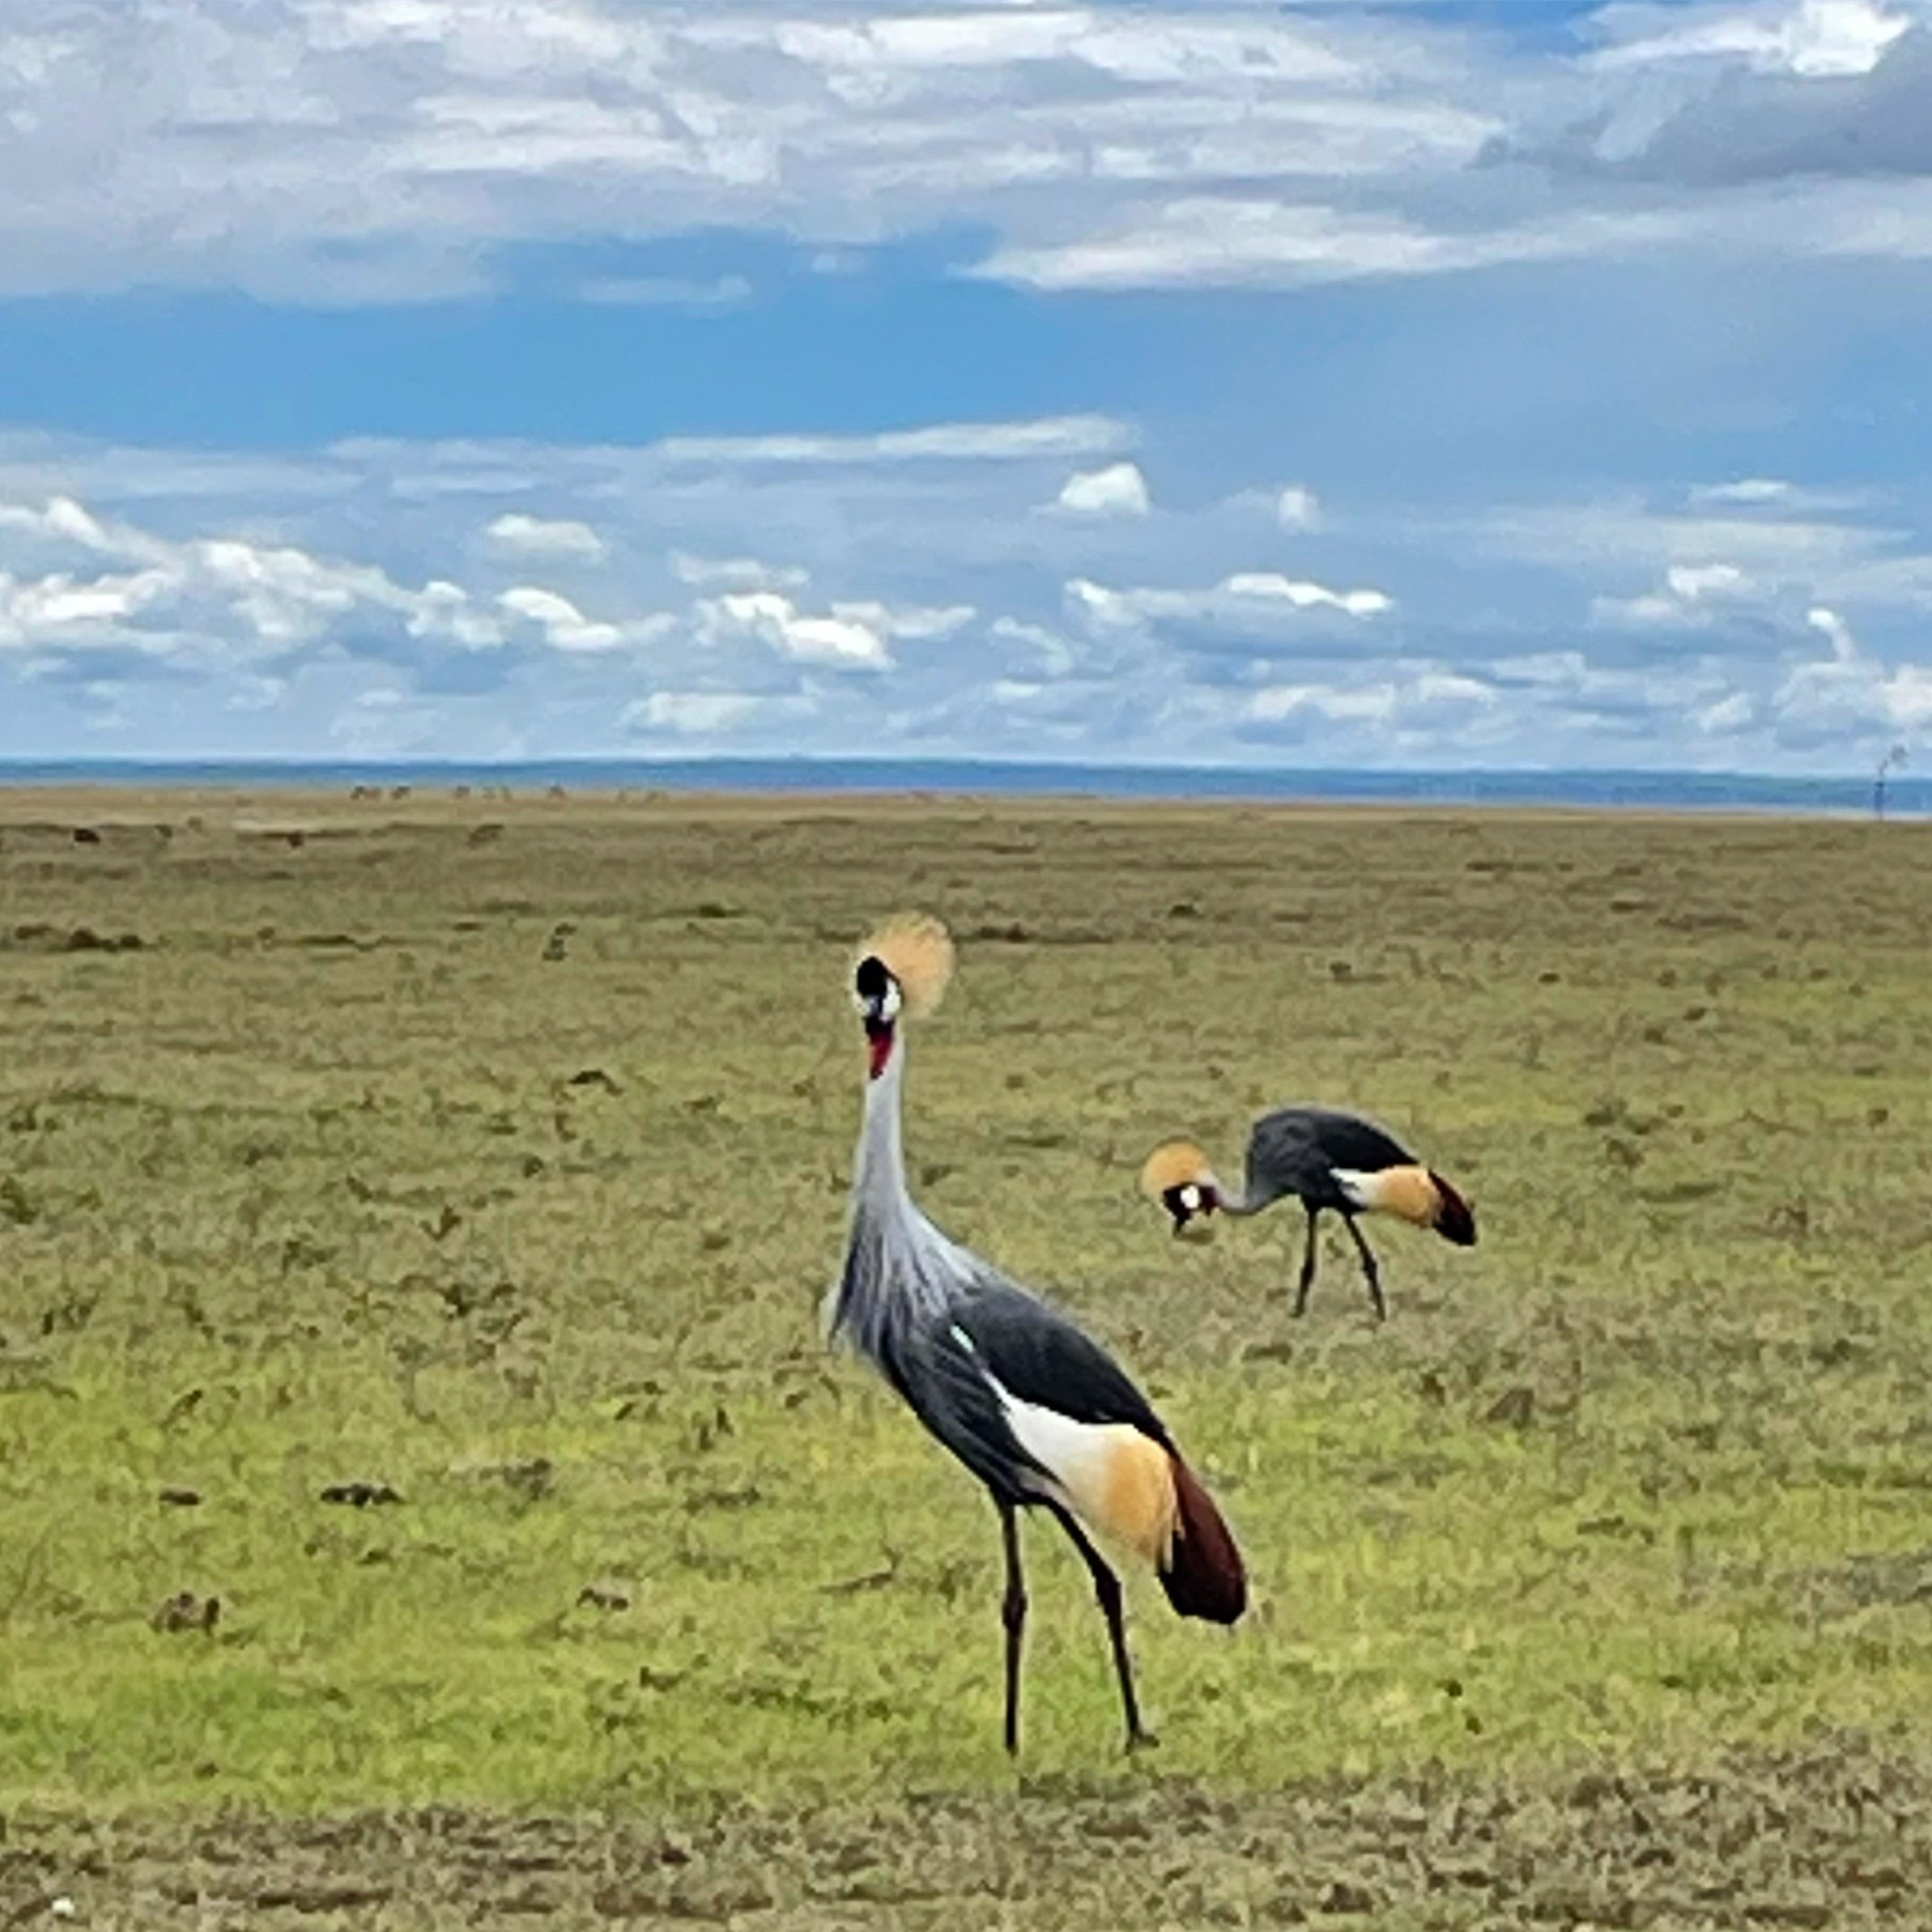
[4,791,1932,1834]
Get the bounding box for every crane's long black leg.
[1043,1499,1156,1753]
[1293,1204,1321,1318]
[997,1498,1027,1756]
[1343,1214,1387,1321]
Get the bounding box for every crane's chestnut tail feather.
[1340,1163,1477,1244]
[1428,1170,1477,1246]
[1158,1457,1247,1625]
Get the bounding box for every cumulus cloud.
[622,690,766,734]
[1773,603,1932,745]
[696,591,892,668]
[1276,487,1321,529]
[1507,2,1932,189]
[486,513,607,560]
[1593,559,1758,626]
[1243,668,1497,736]
[1055,462,1151,518]
[497,585,626,651]
[0,499,516,665]
[1069,570,1395,637]
[670,553,810,590]
[1585,0,1912,79]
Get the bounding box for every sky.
[1,0,1929,771]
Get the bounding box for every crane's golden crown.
[1140,1140,1213,1200]
[855,911,955,1019]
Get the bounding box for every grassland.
[3,787,1932,1926]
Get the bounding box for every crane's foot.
[1125,1725,1161,1754]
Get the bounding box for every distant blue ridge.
[0,757,1925,818]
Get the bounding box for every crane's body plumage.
[829,1056,1168,1502]
[830,939,1245,1752]
[1232,1105,1419,1217]
[1144,1103,1476,1321]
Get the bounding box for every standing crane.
[1140,1106,1476,1321]
[827,913,1246,1755]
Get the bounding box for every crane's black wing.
[953,1273,1170,1446]
[1247,1105,1416,1208]
[875,1268,1170,1507]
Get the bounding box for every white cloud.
[1668,562,1751,599]
[1774,603,1932,743]
[1069,570,1395,634]
[982,199,1538,292]
[654,417,1131,468]
[1693,478,1795,506]
[1807,602,1862,658]
[1223,572,1392,616]
[1592,558,1758,626]
[0,0,1926,303]
[486,513,607,560]
[497,585,626,652]
[697,590,892,667]
[1462,497,1897,582]
[1587,0,1912,78]
[1276,486,1321,529]
[1055,461,1151,518]
[829,599,975,641]
[623,690,764,734]
[4,427,1929,772]
[1240,667,1499,746]
[0,486,647,668]
[1698,691,1757,732]
[670,553,810,590]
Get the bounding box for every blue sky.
[2,0,1930,770]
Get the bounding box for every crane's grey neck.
[827,1036,971,1361]
[855,1043,910,1208]
[1209,1159,1265,1216]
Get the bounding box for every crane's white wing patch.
[1330,1167,1378,1210]
[987,1375,1175,1566]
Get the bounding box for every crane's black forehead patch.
[854,954,894,1000]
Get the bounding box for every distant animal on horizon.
[1140,1105,1476,1322]
[828,913,1246,1755]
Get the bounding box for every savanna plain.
[3,790,1932,1929]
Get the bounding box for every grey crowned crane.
[826,913,1245,1755]
[1141,1106,1476,1322]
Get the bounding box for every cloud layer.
[4,420,1929,768]
[3,1,1929,771]
[1,0,1930,298]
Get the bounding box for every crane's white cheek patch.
[990,1381,1176,1566]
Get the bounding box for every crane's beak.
[863,1010,894,1079]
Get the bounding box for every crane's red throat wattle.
[868,1024,895,1079]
